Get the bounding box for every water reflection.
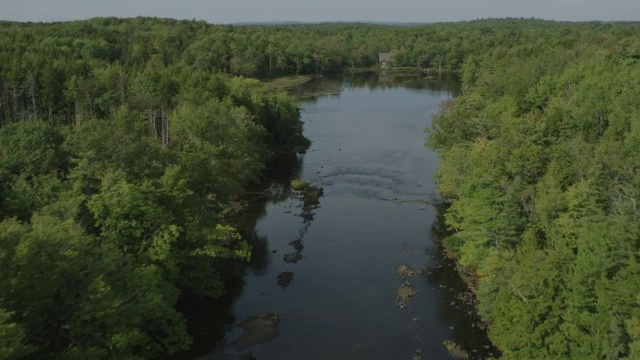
[230,152,303,232]
[425,202,500,359]
[346,72,461,95]
[288,77,343,100]
[294,72,461,104]
[169,153,304,360]
[244,231,270,275]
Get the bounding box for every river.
[177,73,496,360]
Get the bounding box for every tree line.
[427,19,640,360]
[3,17,632,126]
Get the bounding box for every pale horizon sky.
[2,0,639,24]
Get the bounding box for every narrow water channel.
[179,73,496,360]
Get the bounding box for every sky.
[2,0,639,23]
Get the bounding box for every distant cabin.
[378,53,393,69]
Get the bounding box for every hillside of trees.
[427,21,640,360]
[0,18,310,359]
[0,16,639,359]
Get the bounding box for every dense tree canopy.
[0,16,639,359]
[4,17,638,125]
[427,20,640,360]
[0,17,310,359]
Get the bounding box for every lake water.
[178,73,496,360]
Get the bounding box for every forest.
[0,16,639,359]
[427,21,640,360]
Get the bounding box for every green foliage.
[0,17,314,358]
[0,122,67,220]
[1,16,639,358]
[0,308,35,359]
[428,21,640,359]
[0,213,191,358]
[290,178,310,191]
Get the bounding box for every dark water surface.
[178,74,496,360]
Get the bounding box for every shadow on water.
[288,76,343,101]
[230,152,304,233]
[425,201,501,359]
[168,152,305,360]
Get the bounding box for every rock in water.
[277,271,295,288]
[283,252,303,263]
[442,340,470,359]
[231,313,281,349]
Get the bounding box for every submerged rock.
[395,263,417,279]
[442,340,470,359]
[195,314,280,360]
[289,239,304,251]
[283,252,303,263]
[302,185,324,209]
[277,271,295,288]
[290,179,323,209]
[231,313,281,349]
[299,212,315,221]
[396,282,417,309]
